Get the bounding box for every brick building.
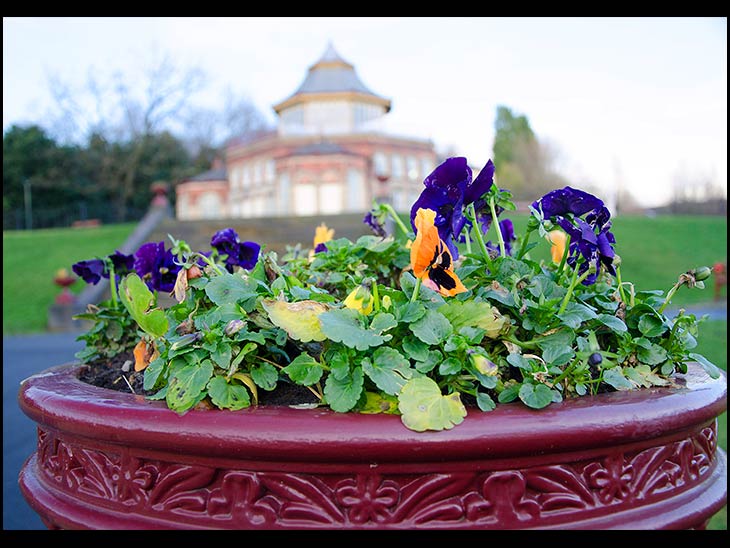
[175,43,438,220]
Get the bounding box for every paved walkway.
[2,301,725,530]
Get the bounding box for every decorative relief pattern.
[34,424,718,528]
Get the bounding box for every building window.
[319,182,343,215]
[253,161,262,184]
[406,156,419,180]
[347,169,363,212]
[265,160,275,182]
[392,154,404,179]
[278,173,290,214]
[373,152,388,177]
[294,184,317,216]
[421,157,433,178]
[242,165,251,188]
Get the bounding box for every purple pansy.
[210,228,261,272]
[533,187,616,285]
[486,218,516,256]
[72,259,106,285]
[314,243,328,254]
[531,186,604,219]
[134,241,181,293]
[410,157,495,258]
[109,250,135,275]
[363,210,387,238]
[72,250,135,285]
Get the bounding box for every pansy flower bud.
[224,319,246,337]
[693,266,712,282]
[471,354,498,376]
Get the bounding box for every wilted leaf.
[262,299,329,342]
[398,377,466,432]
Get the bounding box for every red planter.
[18,362,727,530]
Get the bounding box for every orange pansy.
[410,208,467,297]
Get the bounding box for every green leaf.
[438,357,462,376]
[476,392,496,412]
[250,362,279,390]
[143,357,166,391]
[262,299,329,342]
[498,383,521,403]
[319,308,390,350]
[166,360,214,413]
[207,375,251,410]
[518,383,554,409]
[596,314,628,333]
[507,353,531,370]
[398,302,426,323]
[324,366,364,412]
[119,273,169,338]
[402,336,429,361]
[557,302,597,329]
[283,353,324,386]
[636,342,668,366]
[205,272,259,308]
[602,367,635,391]
[409,309,453,345]
[362,348,416,396]
[638,314,668,337]
[397,377,467,432]
[542,344,574,367]
[212,342,232,369]
[688,353,721,379]
[370,312,397,332]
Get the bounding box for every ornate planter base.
[18,363,727,529]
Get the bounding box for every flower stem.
[516,228,533,260]
[372,281,381,313]
[489,197,506,258]
[557,261,592,315]
[108,263,118,308]
[615,265,627,305]
[383,203,411,238]
[463,224,472,255]
[410,276,422,303]
[468,203,493,270]
[658,282,681,315]
[556,233,571,281]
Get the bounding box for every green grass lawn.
[506,214,727,307]
[694,319,727,531]
[3,223,136,334]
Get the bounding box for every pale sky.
[3,16,727,208]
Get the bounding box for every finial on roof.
[313,42,352,69]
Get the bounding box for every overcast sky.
[3,17,727,207]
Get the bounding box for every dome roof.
[273,42,391,114]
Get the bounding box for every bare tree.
[46,52,207,220]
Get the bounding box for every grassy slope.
[3,223,136,334]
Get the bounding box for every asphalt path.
[2,303,726,530]
[3,331,85,530]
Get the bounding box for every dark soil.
[78,352,321,406]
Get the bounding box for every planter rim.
[18,362,727,463]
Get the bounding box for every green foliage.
[59,172,724,434]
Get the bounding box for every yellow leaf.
[262,299,330,342]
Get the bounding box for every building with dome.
[175,43,438,220]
